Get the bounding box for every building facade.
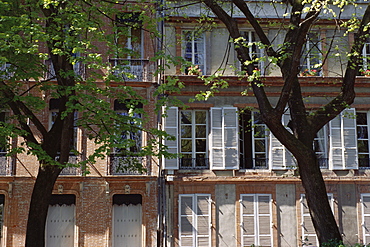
[1,1,370,247]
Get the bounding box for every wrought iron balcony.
[0,153,11,176]
[179,158,209,170]
[44,59,85,80]
[109,58,154,82]
[58,155,81,176]
[109,156,146,175]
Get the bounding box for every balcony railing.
[109,156,146,175]
[44,59,85,80]
[0,153,11,176]
[179,158,209,170]
[0,63,13,80]
[58,155,81,176]
[109,58,154,82]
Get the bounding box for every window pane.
[358,126,368,139]
[181,111,192,124]
[359,140,369,153]
[254,140,266,152]
[196,140,206,152]
[195,111,206,124]
[181,126,192,138]
[196,126,206,138]
[181,140,192,152]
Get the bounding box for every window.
[300,194,333,246]
[0,112,10,175]
[357,112,370,168]
[329,108,358,170]
[179,194,211,247]
[162,107,241,170]
[112,13,147,81]
[180,110,208,169]
[300,33,322,76]
[0,195,4,241]
[361,38,370,75]
[361,194,370,245]
[240,194,272,247]
[110,100,144,175]
[46,194,75,247]
[239,31,265,74]
[49,99,79,175]
[239,111,268,169]
[314,126,328,168]
[183,30,205,74]
[112,194,142,247]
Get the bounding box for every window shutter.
[162,107,179,169]
[179,195,194,247]
[240,194,272,246]
[300,194,333,246]
[210,108,223,169]
[210,107,238,170]
[179,194,211,247]
[196,195,211,246]
[223,107,239,169]
[329,108,358,170]
[269,111,295,170]
[361,194,370,244]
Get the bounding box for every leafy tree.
[166,0,370,244]
[0,0,167,246]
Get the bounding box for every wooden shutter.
[224,107,239,169]
[240,194,272,246]
[210,108,223,169]
[179,194,211,247]
[329,108,358,170]
[210,107,238,170]
[300,194,333,246]
[361,194,370,244]
[162,107,179,169]
[45,204,75,247]
[113,203,142,247]
[269,111,295,170]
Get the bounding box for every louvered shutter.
[45,204,75,247]
[240,194,272,246]
[224,107,239,169]
[269,111,295,169]
[179,194,211,247]
[300,194,333,246]
[210,107,238,169]
[163,107,179,169]
[241,195,256,246]
[210,108,223,169]
[113,204,142,247]
[361,194,370,244]
[179,195,194,247]
[196,195,211,247]
[329,108,358,170]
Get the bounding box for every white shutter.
[300,194,333,246]
[362,194,370,245]
[269,111,295,170]
[210,108,223,169]
[45,204,75,247]
[329,108,358,170]
[210,107,238,170]
[162,107,179,169]
[240,194,272,246]
[113,204,142,247]
[179,194,211,247]
[224,107,239,169]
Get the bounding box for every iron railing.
[109,156,146,175]
[179,158,209,170]
[109,58,154,82]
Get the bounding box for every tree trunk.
[297,151,342,244]
[25,164,62,247]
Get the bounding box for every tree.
[0,0,166,246]
[166,0,370,244]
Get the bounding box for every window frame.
[357,111,370,169]
[300,32,322,76]
[239,194,273,247]
[182,30,206,74]
[179,109,209,169]
[179,194,211,247]
[238,30,265,75]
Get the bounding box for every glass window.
[182,30,205,75]
[180,110,208,169]
[300,33,322,76]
